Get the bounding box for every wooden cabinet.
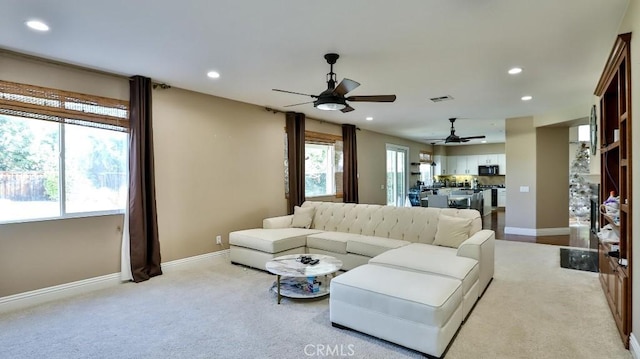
[595,32,632,348]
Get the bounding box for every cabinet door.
[477,154,498,165]
[447,156,458,175]
[433,155,441,176]
[466,155,479,175]
[497,188,506,207]
[498,154,506,174]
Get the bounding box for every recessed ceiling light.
[365,117,373,121]
[481,140,487,143]
[521,95,533,101]
[207,71,220,79]
[508,67,523,75]
[25,20,49,32]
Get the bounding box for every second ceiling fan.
[425,118,486,144]
[272,53,396,113]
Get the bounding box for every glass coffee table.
[265,254,343,304]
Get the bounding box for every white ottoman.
[330,264,462,358]
[369,243,479,319]
[229,228,321,270]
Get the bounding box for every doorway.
[386,144,409,206]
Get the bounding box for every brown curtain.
[286,111,306,214]
[342,124,359,203]
[128,75,162,282]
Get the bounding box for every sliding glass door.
[386,144,409,206]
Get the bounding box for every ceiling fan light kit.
[315,96,346,111]
[273,53,396,113]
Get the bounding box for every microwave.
[478,165,499,176]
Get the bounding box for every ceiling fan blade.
[283,101,315,108]
[460,135,486,140]
[272,89,317,98]
[333,78,360,96]
[346,95,397,103]
[341,105,355,113]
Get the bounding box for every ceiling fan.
[272,53,396,113]
[425,118,486,144]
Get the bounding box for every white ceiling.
[0,0,629,145]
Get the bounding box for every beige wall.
[505,117,537,230]
[357,129,430,205]
[536,127,569,229]
[617,0,640,343]
[0,50,129,100]
[0,216,124,296]
[151,88,288,262]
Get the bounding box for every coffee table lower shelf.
[270,276,330,302]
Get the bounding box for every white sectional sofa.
[229,200,495,358]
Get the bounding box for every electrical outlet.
[216,235,222,245]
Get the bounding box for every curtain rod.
[264,107,360,130]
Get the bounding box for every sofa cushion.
[369,243,479,296]
[229,228,321,253]
[307,232,358,254]
[433,214,473,248]
[346,236,411,257]
[331,264,462,327]
[291,206,315,229]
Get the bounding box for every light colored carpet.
[0,240,632,359]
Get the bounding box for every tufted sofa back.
[301,201,482,245]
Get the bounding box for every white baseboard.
[504,226,570,236]
[0,273,122,314]
[0,249,230,314]
[630,332,640,359]
[162,249,229,271]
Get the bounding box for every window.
[577,124,590,142]
[386,144,408,206]
[305,131,343,198]
[0,80,129,223]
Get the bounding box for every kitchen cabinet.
[433,155,445,175]
[497,188,506,207]
[466,155,478,175]
[447,156,458,174]
[439,153,505,176]
[477,154,499,165]
[447,155,477,175]
[498,154,506,175]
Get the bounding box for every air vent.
[429,95,454,103]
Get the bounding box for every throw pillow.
[291,206,315,229]
[433,214,473,248]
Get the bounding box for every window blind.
[0,80,129,132]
